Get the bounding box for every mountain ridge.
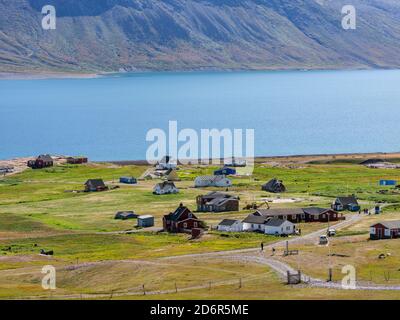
[1,0,400,73]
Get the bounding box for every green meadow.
[1,159,400,298]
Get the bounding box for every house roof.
[201,191,232,200]
[265,219,289,227]
[138,215,154,219]
[336,196,358,206]
[156,181,177,189]
[164,204,197,222]
[372,220,400,229]
[242,214,267,224]
[256,208,303,217]
[38,154,53,162]
[302,207,332,216]
[218,219,240,226]
[85,179,106,188]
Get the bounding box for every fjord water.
[1,69,400,161]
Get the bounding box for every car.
[327,228,336,237]
[319,235,329,245]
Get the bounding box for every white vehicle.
[327,228,336,237]
[319,235,329,245]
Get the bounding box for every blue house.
[379,180,397,186]
[120,176,137,184]
[214,167,236,176]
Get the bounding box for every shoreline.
[99,151,400,166]
[2,151,400,167]
[1,66,398,81]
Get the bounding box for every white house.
[153,181,179,195]
[156,156,177,170]
[194,175,232,188]
[217,219,242,232]
[264,219,295,236]
[242,214,267,232]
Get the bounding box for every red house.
[370,221,400,240]
[27,155,54,169]
[163,204,204,233]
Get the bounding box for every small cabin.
[120,176,137,184]
[27,155,54,169]
[137,215,155,228]
[85,179,107,192]
[261,178,286,193]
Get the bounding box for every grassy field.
[1,158,400,299]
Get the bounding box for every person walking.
[260,242,264,252]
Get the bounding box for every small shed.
[115,211,138,220]
[137,215,154,228]
[214,167,236,176]
[120,176,137,184]
[379,180,397,186]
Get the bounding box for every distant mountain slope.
[1,0,400,73]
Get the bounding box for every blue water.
[1,69,400,161]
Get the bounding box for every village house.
[254,207,342,223]
[254,208,304,223]
[27,155,54,169]
[242,214,268,232]
[302,207,343,222]
[332,196,360,211]
[261,178,286,193]
[163,204,204,233]
[196,192,239,212]
[194,175,232,188]
[217,219,242,232]
[153,181,179,195]
[264,219,295,236]
[156,155,177,170]
[370,221,400,240]
[66,157,88,164]
[214,167,236,176]
[84,179,108,192]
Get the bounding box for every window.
[184,223,187,228]
[194,222,198,228]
